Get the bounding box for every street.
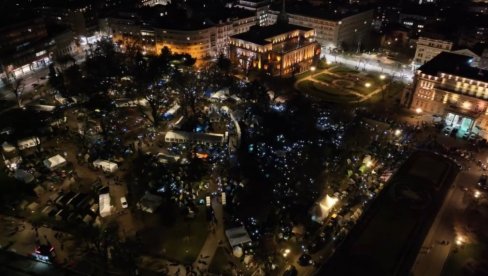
[322,53,414,84]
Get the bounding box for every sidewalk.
[193,188,225,273]
[0,215,81,265]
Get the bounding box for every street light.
[283,248,291,257]
[394,129,402,136]
[474,190,481,198]
[456,236,464,246]
[415,107,423,114]
[379,74,386,80]
[364,82,371,88]
[310,66,316,72]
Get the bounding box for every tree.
[3,75,25,108]
[216,53,232,74]
[55,54,76,70]
[84,39,124,94]
[126,53,171,127]
[63,64,87,96]
[170,70,204,117]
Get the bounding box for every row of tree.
[49,39,238,128]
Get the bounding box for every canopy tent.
[311,195,339,223]
[99,193,111,218]
[137,192,163,213]
[17,137,40,150]
[93,159,118,173]
[43,154,66,170]
[1,142,16,153]
[210,88,229,101]
[15,169,35,183]
[225,226,252,248]
[164,131,225,145]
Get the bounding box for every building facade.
[105,9,256,62]
[229,23,320,76]
[404,52,488,138]
[235,0,271,26]
[268,7,373,50]
[414,36,453,65]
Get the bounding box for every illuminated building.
[104,7,256,64]
[229,23,320,76]
[267,2,373,51]
[229,4,320,77]
[403,52,488,138]
[0,16,77,81]
[414,36,453,66]
[228,2,320,77]
[235,0,271,26]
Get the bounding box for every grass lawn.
[441,243,486,276]
[209,247,230,274]
[159,206,209,264]
[296,80,361,103]
[314,73,336,83]
[367,82,405,104]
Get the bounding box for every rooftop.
[419,52,488,83]
[322,151,459,276]
[270,2,373,21]
[231,23,312,45]
[108,5,254,31]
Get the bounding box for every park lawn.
[159,206,209,264]
[368,82,406,103]
[313,73,336,83]
[296,80,361,103]
[441,243,486,276]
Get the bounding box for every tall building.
[403,52,488,138]
[35,1,99,37]
[229,7,320,77]
[414,36,453,66]
[268,3,373,51]
[235,0,271,26]
[0,16,76,80]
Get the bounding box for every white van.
[17,137,40,150]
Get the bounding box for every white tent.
[43,154,66,170]
[99,193,111,217]
[93,159,118,173]
[210,88,229,101]
[164,131,225,145]
[312,195,339,223]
